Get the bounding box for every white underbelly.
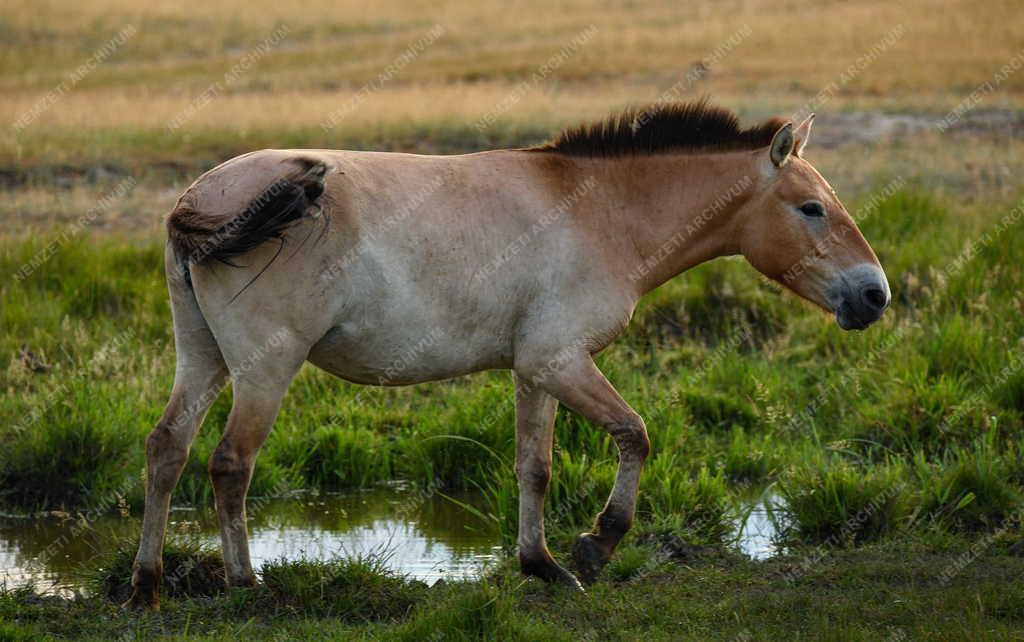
[306,320,514,385]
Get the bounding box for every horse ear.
[793,114,814,156]
[769,122,794,167]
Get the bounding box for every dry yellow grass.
[2,0,1022,168]
[2,0,1020,94]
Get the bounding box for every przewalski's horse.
[126,100,890,607]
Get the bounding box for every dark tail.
[167,156,328,287]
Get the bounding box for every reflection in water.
[0,484,501,592]
[733,490,785,559]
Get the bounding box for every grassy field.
[3,0,1024,639]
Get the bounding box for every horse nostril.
[862,287,889,312]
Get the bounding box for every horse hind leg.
[207,383,288,587]
[208,329,305,587]
[125,250,228,609]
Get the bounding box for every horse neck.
[564,151,760,297]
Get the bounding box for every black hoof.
[520,552,585,591]
[572,533,610,585]
[121,588,159,611]
[123,566,161,610]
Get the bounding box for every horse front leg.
[525,353,650,584]
[512,375,582,590]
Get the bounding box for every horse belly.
[306,316,514,385]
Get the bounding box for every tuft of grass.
[604,544,664,582]
[717,427,781,483]
[777,460,911,545]
[272,425,396,490]
[387,576,568,641]
[913,439,1022,532]
[80,536,429,622]
[638,463,735,545]
[679,389,760,433]
[249,554,428,621]
[80,536,225,603]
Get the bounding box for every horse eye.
[798,201,825,217]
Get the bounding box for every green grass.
[776,458,912,545]
[913,436,1022,532]
[3,537,1024,640]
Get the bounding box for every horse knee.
[208,442,247,482]
[608,414,650,461]
[144,419,192,494]
[145,391,198,459]
[208,442,253,510]
[145,425,175,462]
[515,460,552,494]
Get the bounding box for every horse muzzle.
[831,264,891,331]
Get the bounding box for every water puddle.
[733,489,786,560]
[1,483,788,593]
[0,484,501,592]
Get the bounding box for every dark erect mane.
[530,99,787,157]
